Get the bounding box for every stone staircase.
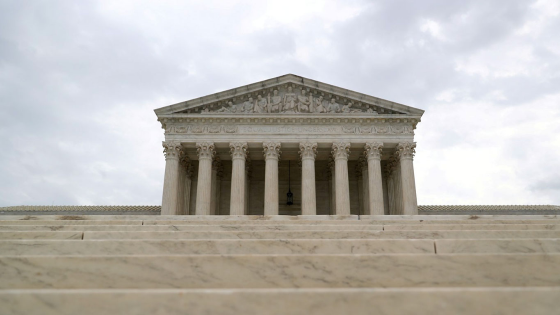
[1,215,559,314]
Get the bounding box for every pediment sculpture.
[204,86,379,115]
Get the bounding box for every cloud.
[0,0,558,206]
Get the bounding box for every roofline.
[154,74,425,116]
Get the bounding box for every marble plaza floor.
[1,214,559,314]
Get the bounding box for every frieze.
[164,123,414,135]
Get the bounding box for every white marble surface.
[83,230,560,240]
[385,224,560,230]
[1,287,559,315]
[0,232,82,240]
[0,220,143,225]
[0,225,384,231]
[1,214,559,221]
[2,254,560,289]
[436,239,560,253]
[0,239,434,255]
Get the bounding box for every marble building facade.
[154,74,424,216]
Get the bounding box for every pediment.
[154,74,424,117]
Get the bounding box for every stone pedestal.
[332,142,351,215]
[365,143,384,215]
[300,142,317,215]
[263,142,281,215]
[161,142,182,215]
[195,142,215,215]
[397,142,418,215]
[230,142,248,215]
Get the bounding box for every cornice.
[158,114,422,128]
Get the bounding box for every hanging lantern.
[287,160,293,205]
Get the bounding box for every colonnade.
[161,141,417,215]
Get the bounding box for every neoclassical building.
[154,74,423,216]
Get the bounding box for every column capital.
[230,142,248,160]
[162,141,182,160]
[396,142,416,160]
[331,142,350,161]
[196,142,215,161]
[263,142,281,160]
[365,142,383,161]
[299,142,317,161]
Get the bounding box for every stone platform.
[1,215,560,314]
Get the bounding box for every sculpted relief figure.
[283,86,298,113]
[365,104,377,114]
[242,97,255,113]
[342,102,362,113]
[327,98,341,113]
[254,94,267,113]
[268,89,282,113]
[216,101,237,113]
[314,96,326,113]
[297,89,312,113]
[209,90,379,115]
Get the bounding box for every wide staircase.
[1,214,559,314]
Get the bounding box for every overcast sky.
[1,0,559,207]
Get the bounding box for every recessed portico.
[155,74,423,215]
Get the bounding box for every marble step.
[436,239,560,253]
[2,239,559,255]
[1,214,559,221]
[0,231,82,240]
[1,287,558,315]
[0,225,383,231]
[2,215,560,226]
[144,219,560,225]
[2,223,560,231]
[0,239,435,255]
[81,230,560,240]
[0,220,143,225]
[3,254,560,289]
[385,224,560,230]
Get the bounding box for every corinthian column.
[183,164,193,215]
[299,142,317,215]
[328,159,336,215]
[365,142,384,215]
[359,156,370,215]
[332,142,351,215]
[210,157,221,215]
[230,142,248,215]
[397,142,418,215]
[161,141,182,215]
[263,142,281,215]
[195,142,215,215]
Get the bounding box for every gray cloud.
[0,0,559,206]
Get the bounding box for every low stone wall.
[1,205,560,216]
[418,205,560,215]
[0,205,160,216]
